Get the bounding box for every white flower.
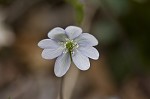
[38,26,99,77]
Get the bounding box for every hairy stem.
[59,77,64,99]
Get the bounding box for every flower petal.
[72,50,90,70]
[48,27,67,41]
[38,39,60,49]
[65,26,82,39]
[75,33,98,46]
[54,52,71,77]
[78,46,99,60]
[41,46,64,59]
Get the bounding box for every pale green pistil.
[64,40,78,54]
[66,41,74,51]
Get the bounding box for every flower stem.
[59,77,64,99]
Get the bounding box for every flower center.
[64,39,79,54]
[66,41,74,51]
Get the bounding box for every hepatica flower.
[38,26,99,77]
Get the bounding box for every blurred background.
[0,0,150,99]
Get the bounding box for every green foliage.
[92,0,150,84]
[66,0,84,25]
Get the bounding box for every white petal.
[72,50,90,70]
[41,46,64,59]
[54,52,71,77]
[48,27,67,41]
[78,46,99,60]
[65,26,82,39]
[38,39,60,49]
[75,33,98,46]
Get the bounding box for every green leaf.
[66,0,84,25]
